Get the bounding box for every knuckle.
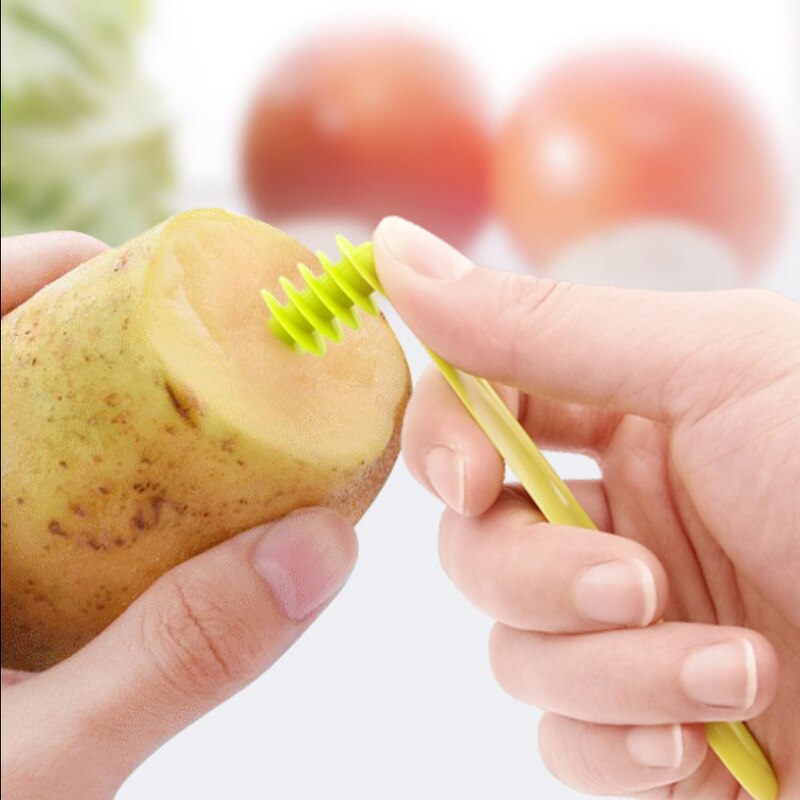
[139,575,255,696]
[594,646,642,723]
[536,714,566,777]
[537,719,567,784]
[491,274,565,376]
[538,716,607,796]
[487,624,517,697]
[488,625,550,705]
[574,746,614,795]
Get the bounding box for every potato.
[1,208,410,670]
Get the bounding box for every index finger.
[1,232,106,315]
[373,217,799,423]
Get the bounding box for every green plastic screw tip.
[261,238,380,356]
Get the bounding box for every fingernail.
[681,638,757,710]
[627,724,684,769]
[251,510,355,623]
[574,559,657,627]
[374,216,473,281]
[425,445,466,513]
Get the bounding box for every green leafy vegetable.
[1,0,173,244]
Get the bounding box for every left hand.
[1,233,358,800]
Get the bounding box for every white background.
[121,2,799,799]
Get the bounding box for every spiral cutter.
[262,236,779,800]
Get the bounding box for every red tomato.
[493,51,784,273]
[242,31,491,248]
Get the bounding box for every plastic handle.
[426,350,778,800]
[425,349,595,528]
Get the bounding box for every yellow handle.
[427,350,778,800]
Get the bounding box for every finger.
[484,479,611,531]
[490,622,780,725]
[13,508,356,782]
[439,492,664,632]
[558,480,611,532]
[373,217,797,422]
[402,365,506,515]
[538,714,707,796]
[403,367,617,516]
[502,479,612,533]
[521,393,620,455]
[1,232,106,315]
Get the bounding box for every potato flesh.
[149,212,404,463]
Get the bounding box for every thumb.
[373,217,794,422]
[24,508,356,786]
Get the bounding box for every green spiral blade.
[261,237,381,355]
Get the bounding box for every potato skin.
[1,214,408,671]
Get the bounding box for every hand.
[1,234,358,800]
[374,217,799,799]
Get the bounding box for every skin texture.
[242,31,490,248]
[1,210,409,670]
[493,51,784,273]
[1,233,360,799]
[374,216,799,799]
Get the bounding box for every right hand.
[374,217,799,799]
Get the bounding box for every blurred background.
[2,1,798,798]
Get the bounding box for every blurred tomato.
[493,51,784,273]
[243,31,491,248]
